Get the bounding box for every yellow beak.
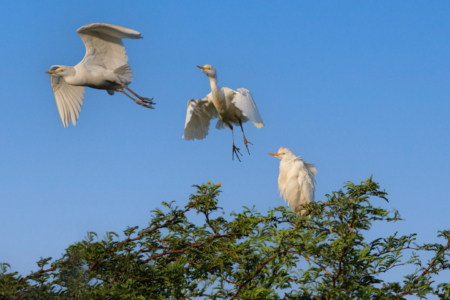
[268,153,280,156]
[45,70,60,74]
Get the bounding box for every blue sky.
[1,0,449,285]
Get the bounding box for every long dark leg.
[227,122,242,162]
[118,83,155,109]
[238,119,253,155]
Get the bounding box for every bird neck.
[209,76,218,91]
[209,76,223,105]
[62,67,77,84]
[281,156,300,165]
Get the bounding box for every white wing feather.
[279,159,317,213]
[232,88,264,128]
[298,162,317,205]
[49,66,85,128]
[77,23,142,71]
[183,94,218,140]
[305,163,318,177]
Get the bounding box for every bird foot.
[243,136,253,155]
[135,97,155,109]
[119,83,155,109]
[232,144,242,162]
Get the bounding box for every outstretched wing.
[183,94,218,140]
[49,66,85,128]
[77,23,142,71]
[231,88,264,128]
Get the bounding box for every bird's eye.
[207,68,211,70]
[280,153,285,155]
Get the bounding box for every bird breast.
[278,160,309,212]
[210,87,226,113]
[70,65,118,89]
[211,88,245,124]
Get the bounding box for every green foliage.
[1,178,449,299]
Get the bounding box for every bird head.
[197,64,217,79]
[46,66,73,77]
[269,147,296,160]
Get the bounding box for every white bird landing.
[269,148,317,216]
[183,64,264,161]
[46,23,154,128]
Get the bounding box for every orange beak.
[197,65,211,70]
[45,70,60,74]
[268,153,280,156]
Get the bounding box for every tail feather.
[215,120,228,130]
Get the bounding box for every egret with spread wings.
[183,64,264,161]
[46,23,154,128]
[269,147,317,216]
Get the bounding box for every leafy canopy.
[1,178,449,299]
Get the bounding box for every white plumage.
[46,23,154,128]
[269,147,318,215]
[183,64,264,160]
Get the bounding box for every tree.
[1,178,449,299]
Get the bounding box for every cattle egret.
[46,23,154,128]
[183,64,264,161]
[269,147,317,215]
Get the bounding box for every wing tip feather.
[77,23,143,39]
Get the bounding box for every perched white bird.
[269,148,317,215]
[183,64,264,161]
[46,23,154,128]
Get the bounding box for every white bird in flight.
[46,23,154,128]
[269,147,317,215]
[183,64,264,161]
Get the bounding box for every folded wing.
[232,88,264,128]
[299,162,317,203]
[49,66,85,128]
[77,23,142,71]
[183,94,218,140]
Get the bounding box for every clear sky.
[1,0,449,285]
